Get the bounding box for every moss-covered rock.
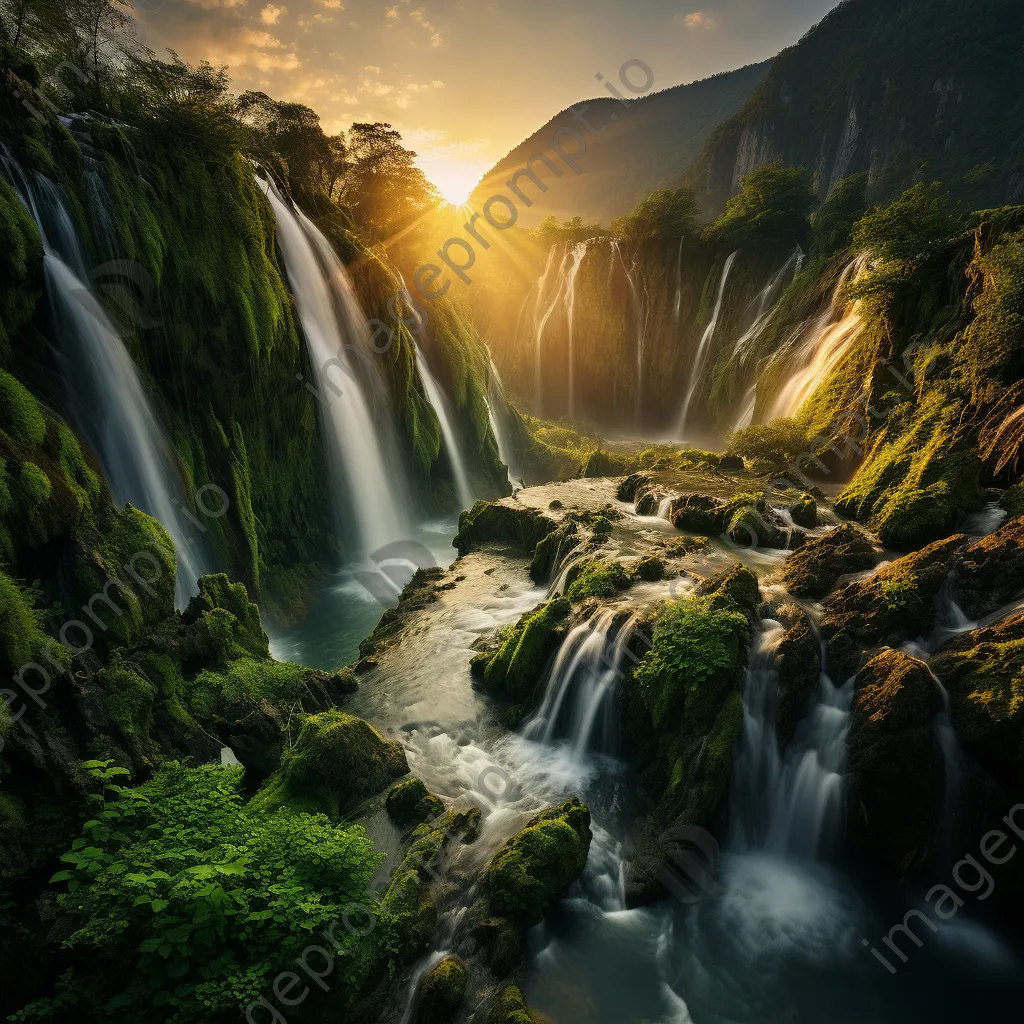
[634,485,666,516]
[780,523,877,599]
[726,499,803,550]
[486,796,593,927]
[386,776,445,826]
[473,599,570,704]
[564,560,631,602]
[774,613,822,747]
[633,555,665,582]
[955,515,1024,619]
[698,563,760,617]
[486,985,534,1024]
[183,574,269,658]
[788,494,819,528]
[455,500,556,557]
[667,493,727,534]
[529,519,579,584]
[932,611,1024,786]
[847,649,945,873]
[416,955,466,1024]
[249,710,408,817]
[821,533,965,679]
[578,449,633,478]
[616,473,653,502]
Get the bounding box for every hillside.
[470,61,770,227]
[688,0,1024,216]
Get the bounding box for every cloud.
[320,0,343,7]
[683,11,715,29]
[244,29,284,47]
[386,4,400,18]
[409,7,442,46]
[260,4,285,24]
[364,65,381,73]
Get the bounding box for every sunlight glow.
[422,160,485,207]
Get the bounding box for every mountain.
[689,0,1024,216]
[470,61,770,227]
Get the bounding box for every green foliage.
[0,569,66,682]
[564,560,631,602]
[15,460,50,510]
[485,797,592,927]
[612,188,700,244]
[188,658,309,723]
[0,177,42,358]
[533,214,608,249]
[809,173,868,258]
[726,418,811,471]
[0,369,46,448]
[705,163,816,250]
[23,761,383,1023]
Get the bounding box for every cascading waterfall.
[414,347,475,511]
[1,149,208,606]
[262,176,412,554]
[731,246,804,365]
[564,240,592,420]
[730,615,854,858]
[534,246,569,413]
[768,255,868,421]
[486,360,525,489]
[676,250,739,436]
[524,610,636,759]
[672,237,685,323]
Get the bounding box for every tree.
[342,122,439,240]
[705,163,817,251]
[611,187,699,244]
[809,172,868,258]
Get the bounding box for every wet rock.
[779,523,876,599]
[530,519,579,584]
[719,455,745,473]
[775,613,822,747]
[820,533,966,679]
[634,486,665,516]
[455,500,556,558]
[955,515,1024,619]
[633,555,665,582]
[485,796,593,927]
[727,500,805,550]
[847,649,945,874]
[578,449,634,478]
[616,473,653,502]
[932,610,1024,785]
[667,493,728,533]
[486,984,535,1024]
[788,493,819,528]
[386,777,445,826]
[699,563,761,617]
[416,955,466,1024]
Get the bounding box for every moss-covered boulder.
[386,776,445,826]
[529,519,579,584]
[821,533,965,679]
[456,500,556,557]
[416,955,466,1024]
[578,449,633,478]
[633,555,665,582]
[180,573,270,666]
[564,560,631,602]
[847,649,946,873]
[472,599,571,704]
[486,985,534,1024]
[932,611,1024,785]
[249,710,408,817]
[616,473,653,502]
[780,523,877,599]
[667,493,727,534]
[775,613,822,747]
[955,515,1024,619]
[788,494,818,528]
[634,485,666,517]
[698,563,760,617]
[727,500,803,550]
[486,796,593,927]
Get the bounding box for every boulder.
[667,493,728,533]
[455,500,556,557]
[788,493,819,528]
[779,523,876,599]
[416,956,466,1024]
[634,486,666,516]
[847,649,946,874]
[616,473,653,502]
[530,519,579,584]
[955,515,1024,619]
[775,613,822,747]
[386,776,445,826]
[486,985,534,1024]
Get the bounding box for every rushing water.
[1,149,210,605]
[486,360,526,490]
[263,175,412,556]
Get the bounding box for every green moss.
[478,599,570,702]
[188,657,311,722]
[0,370,46,448]
[578,448,636,478]
[699,563,760,615]
[564,560,631,602]
[789,493,818,528]
[184,573,270,661]
[101,657,157,741]
[0,570,68,682]
[417,955,466,1024]
[456,500,556,557]
[385,776,444,826]
[530,519,579,584]
[633,556,665,582]
[248,710,408,818]
[15,461,51,512]
[0,183,43,357]
[487,985,534,1024]
[486,796,592,927]
[780,523,876,599]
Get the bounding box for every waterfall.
[731,246,803,366]
[486,360,525,490]
[1,150,209,606]
[768,255,867,420]
[733,384,757,431]
[533,246,568,413]
[564,240,591,420]
[730,617,853,858]
[524,610,636,759]
[262,176,411,555]
[676,250,739,436]
[414,347,475,511]
[672,237,685,323]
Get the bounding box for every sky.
[134,0,841,204]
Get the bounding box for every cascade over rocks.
[847,648,946,875]
[775,611,823,747]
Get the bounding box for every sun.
[422,160,485,208]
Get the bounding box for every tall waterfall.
[533,246,569,413]
[414,347,475,511]
[676,250,739,436]
[730,617,854,858]
[1,150,209,606]
[564,241,592,420]
[768,255,868,421]
[262,176,411,555]
[486,360,525,490]
[525,610,636,759]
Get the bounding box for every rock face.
[249,710,408,817]
[932,611,1024,786]
[455,500,556,557]
[955,515,1024,619]
[775,613,822,747]
[821,533,966,679]
[846,649,946,874]
[530,519,579,583]
[485,797,593,928]
[780,523,877,599]
[416,956,467,1024]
